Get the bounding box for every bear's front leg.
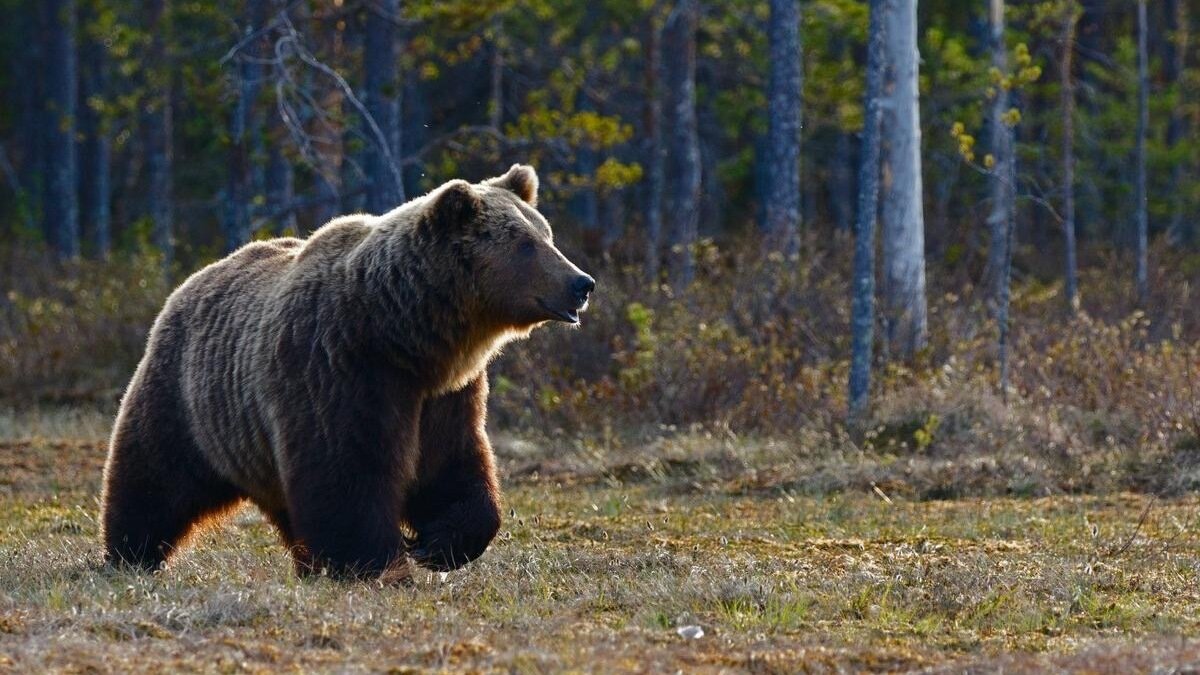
[287,470,410,579]
[282,396,420,581]
[407,375,502,572]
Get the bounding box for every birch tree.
[880,0,927,358]
[849,0,886,420]
[986,0,1014,303]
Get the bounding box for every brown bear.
[100,164,593,580]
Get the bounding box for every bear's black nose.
[573,274,596,303]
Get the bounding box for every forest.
[2,0,1200,672]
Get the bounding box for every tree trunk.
[601,189,625,253]
[1165,0,1191,247]
[1135,0,1149,303]
[314,175,339,229]
[16,2,45,228]
[986,0,1018,400]
[340,11,364,214]
[830,131,857,236]
[1061,3,1079,311]
[399,0,427,201]
[401,62,428,199]
[145,0,174,269]
[879,0,927,358]
[266,143,296,235]
[363,0,404,214]
[997,147,1016,403]
[763,0,802,256]
[662,0,700,291]
[226,0,268,252]
[43,0,80,259]
[829,34,856,236]
[643,5,665,282]
[489,14,504,131]
[78,0,110,258]
[571,89,602,256]
[986,0,1013,302]
[1075,0,1103,243]
[848,0,886,420]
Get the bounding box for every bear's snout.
[572,274,596,306]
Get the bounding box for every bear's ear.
[484,164,539,206]
[428,179,483,231]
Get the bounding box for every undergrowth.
[1,241,1197,496]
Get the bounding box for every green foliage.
[2,0,1194,260]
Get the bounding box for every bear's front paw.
[408,526,493,572]
[407,499,500,571]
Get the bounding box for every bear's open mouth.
[537,298,582,324]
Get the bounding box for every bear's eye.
[517,239,537,257]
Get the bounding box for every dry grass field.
[2,405,1199,673]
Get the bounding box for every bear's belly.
[177,311,285,506]
[183,377,285,504]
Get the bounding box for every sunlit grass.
[2,411,1199,671]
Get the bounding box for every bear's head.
[423,164,595,330]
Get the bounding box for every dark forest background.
[1,0,1198,494]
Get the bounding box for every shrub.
[2,240,1197,494]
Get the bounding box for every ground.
[2,406,1199,673]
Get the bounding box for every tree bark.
[572,92,601,257]
[879,0,927,358]
[986,0,1014,302]
[16,2,45,228]
[43,0,80,259]
[489,14,504,131]
[363,0,404,214]
[401,60,428,199]
[78,0,110,258]
[145,0,174,269]
[830,130,857,236]
[1135,0,1149,303]
[266,142,296,235]
[986,0,1018,400]
[848,0,886,420]
[1165,0,1191,247]
[662,0,700,291]
[763,0,802,256]
[340,11,364,214]
[226,0,268,252]
[997,147,1016,403]
[643,4,665,282]
[314,175,339,229]
[828,34,856,236]
[1061,3,1079,311]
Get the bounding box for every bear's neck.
[346,222,511,394]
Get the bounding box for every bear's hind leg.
[263,508,316,577]
[102,411,241,570]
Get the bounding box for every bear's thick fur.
[101,165,593,579]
